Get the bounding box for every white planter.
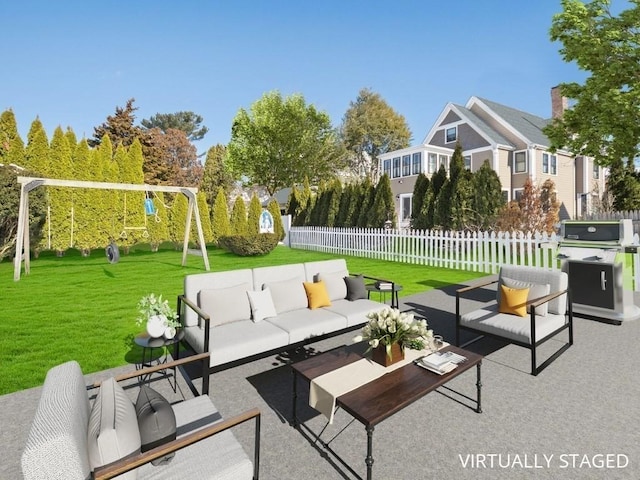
[163,326,176,340]
[146,315,167,338]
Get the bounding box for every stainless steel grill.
[558,219,640,324]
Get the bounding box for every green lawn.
[0,244,487,395]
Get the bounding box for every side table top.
[134,330,184,349]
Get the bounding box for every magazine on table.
[415,351,467,375]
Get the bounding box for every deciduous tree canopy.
[545,0,640,167]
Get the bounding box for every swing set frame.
[13,176,210,281]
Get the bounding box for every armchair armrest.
[456,277,499,296]
[92,407,261,480]
[527,288,568,310]
[178,294,211,354]
[89,352,211,396]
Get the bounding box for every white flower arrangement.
[136,293,180,328]
[353,307,433,358]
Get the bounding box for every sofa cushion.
[344,274,367,301]
[135,386,176,466]
[265,308,347,343]
[316,272,347,301]
[264,278,308,314]
[247,288,277,322]
[303,280,332,309]
[87,377,140,479]
[498,266,567,315]
[324,299,385,327]
[502,277,551,316]
[499,285,529,317]
[199,283,252,327]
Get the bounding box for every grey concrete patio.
[2,279,639,479]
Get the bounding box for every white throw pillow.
[87,377,140,480]
[199,283,252,327]
[264,277,308,314]
[247,288,277,322]
[501,277,551,316]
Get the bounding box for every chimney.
[551,85,568,119]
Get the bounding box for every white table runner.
[309,346,442,424]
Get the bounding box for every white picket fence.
[288,226,640,290]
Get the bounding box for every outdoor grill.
[558,219,640,324]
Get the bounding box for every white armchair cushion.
[501,277,551,316]
[263,278,308,314]
[316,272,347,301]
[87,377,140,479]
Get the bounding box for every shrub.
[218,233,278,256]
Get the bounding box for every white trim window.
[502,189,509,203]
[393,157,401,178]
[428,153,437,173]
[593,162,600,179]
[383,159,391,178]
[439,154,449,171]
[542,153,556,174]
[514,151,527,173]
[513,188,524,201]
[550,155,557,175]
[402,155,411,176]
[445,126,457,143]
[464,155,471,170]
[400,194,412,222]
[412,152,422,175]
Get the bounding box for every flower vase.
[163,326,177,340]
[146,314,167,338]
[372,342,404,367]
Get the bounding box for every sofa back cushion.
[306,259,349,302]
[183,269,253,327]
[87,377,141,479]
[21,361,91,480]
[199,283,252,327]
[498,266,567,315]
[264,277,308,314]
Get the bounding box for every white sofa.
[21,353,260,480]
[178,259,388,368]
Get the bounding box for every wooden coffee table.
[291,342,483,479]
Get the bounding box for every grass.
[0,243,487,396]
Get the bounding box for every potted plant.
[136,293,181,339]
[354,307,433,366]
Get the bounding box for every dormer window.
[445,127,457,143]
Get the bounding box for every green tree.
[141,111,208,142]
[340,88,411,180]
[357,180,376,227]
[426,164,447,229]
[545,0,640,167]
[471,160,505,230]
[90,98,142,149]
[267,198,285,241]
[146,191,169,251]
[72,139,97,255]
[411,173,430,230]
[227,91,342,195]
[229,196,248,236]
[606,157,640,211]
[211,187,231,245]
[200,144,233,207]
[168,193,188,248]
[24,118,49,175]
[247,194,262,236]
[191,191,214,245]
[367,174,396,228]
[48,127,73,254]
[444,143,474,231]
[0,109,25,166]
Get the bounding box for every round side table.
[365,283,403,308]
[134,330,184,389]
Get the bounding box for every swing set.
[13,177,210,281]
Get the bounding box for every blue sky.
[1,1,585,154]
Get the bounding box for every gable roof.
[451,104,513,147]
[471,97,552,147]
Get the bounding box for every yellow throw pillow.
[303,281,332,309]
[499,285,529,317]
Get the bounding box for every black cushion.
[135,385,177,465]
[344,274,367,301]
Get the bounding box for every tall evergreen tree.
[427,164,447,228]
[24,118,49,176]
[211,187,231,245]
[247,194,262,235]
[168,193,189,248]
[411,173,430,230]
[0,109,25,167]
[471,160,504,230]
[357,180,376,227]
[146,191,170,251]
[200,144,233,208]
[267,198,285,241]
[48,127,73,254]
[72,139,96,255]
[368,174,396,228]
[191,191,214,245]
[229,196,248,236]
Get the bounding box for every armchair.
[21,352,261,480]
[456,265,573,375]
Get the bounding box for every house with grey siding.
[379,87,606,228]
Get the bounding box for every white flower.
[353,335,363,343]
[370,338,379,348]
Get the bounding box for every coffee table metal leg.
[365,424,374,480]
[476,360,483,413]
